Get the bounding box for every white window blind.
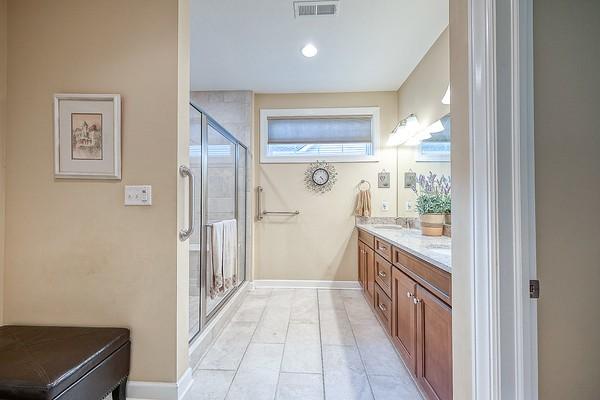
[267,116,373,144]
[260,107,380,163]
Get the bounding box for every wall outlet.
[405,201,413,211]
[125,185,152,206]
[382,200,390,212]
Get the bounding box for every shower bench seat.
[0,325,130,400]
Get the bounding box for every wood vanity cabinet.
[364,245,375,306]
[357,227,452,400]
[358,232,375,306]
[416,285,452,400]
[358,241,366,289]
[391,267,418,373]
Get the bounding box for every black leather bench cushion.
[0,326,130,400]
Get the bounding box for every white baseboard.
[127,367,193,400]
[252,279,361,290]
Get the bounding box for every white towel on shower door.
[222,219,238,290]
[207,221,224,299]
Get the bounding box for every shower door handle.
[179,165,195,241]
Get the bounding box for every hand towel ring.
[359,180,371,191]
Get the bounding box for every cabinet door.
[365,245,375,306]
[416,286,453,400]
[391,267,418,373]
[358,241,365,289]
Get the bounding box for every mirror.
[396,113,451,218]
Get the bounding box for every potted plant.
[412,173,451,236]
[439,175,452,225]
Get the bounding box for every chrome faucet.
[395,217,414,229]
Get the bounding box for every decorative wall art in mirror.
[53,94,121,179]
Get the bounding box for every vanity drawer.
[358,229,375,248]
[374,237,392,261]
[374,253,392,297]
[374,284,392,334]
[393,246,452,306]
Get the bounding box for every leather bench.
[0,326,130,400]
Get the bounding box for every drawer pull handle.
[378,246,387,251]
[378,271,387,278]
[406,292,413,298]
[378,303,387,312]
[413,297,421,305]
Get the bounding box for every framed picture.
[54,94,121,179]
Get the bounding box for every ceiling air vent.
[294,1,339,18]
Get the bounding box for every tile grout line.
[316,289,327,400]
[221,292,270,400]
[341,292,378,400]
[272,289,293,400]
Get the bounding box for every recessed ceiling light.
[301,43,318,58]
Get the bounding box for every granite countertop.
[356,224,452,273]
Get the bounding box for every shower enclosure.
[185,103,248,341]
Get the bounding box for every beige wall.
[534,1,600,398]
[0,0,6,325]
[176,0,191,379]
[4,0,185,383]
[396,28,451,217]
[449,0,472,398]
[254,92,398,281]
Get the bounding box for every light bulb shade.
[442,85,450,105]
[405,114,420,131]
[388,124,411,146]
[426,120,444,133]
[414,130,432,141]
[404,136,422,146]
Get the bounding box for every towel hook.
[358,180,371,191]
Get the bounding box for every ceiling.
[190,0,448,93]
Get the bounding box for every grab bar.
[263,211,301,216]
[179,165,195,241]
[256,186,300,221]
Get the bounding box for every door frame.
[467,0,538,398]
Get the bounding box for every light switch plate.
[125,185,152,206]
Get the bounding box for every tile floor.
[183,288,422,400]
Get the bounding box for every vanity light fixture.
[442,85,451,105]
[426,119,445,134]
[301,43,318,58]
[389,114,420,146]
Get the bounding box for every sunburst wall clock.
[304,161,337,193]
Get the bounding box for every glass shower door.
[188,105,203,340]
[204,120,238,317]
[188,104,248,342]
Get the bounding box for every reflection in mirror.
[396,113,451,218]
[416,114,451,162]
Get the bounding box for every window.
[260,107,380,163]
[416,114,451,162]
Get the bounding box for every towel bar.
[256,186,300,220]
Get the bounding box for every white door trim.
[468,0,537,399]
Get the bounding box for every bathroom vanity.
[357,224,452,400]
